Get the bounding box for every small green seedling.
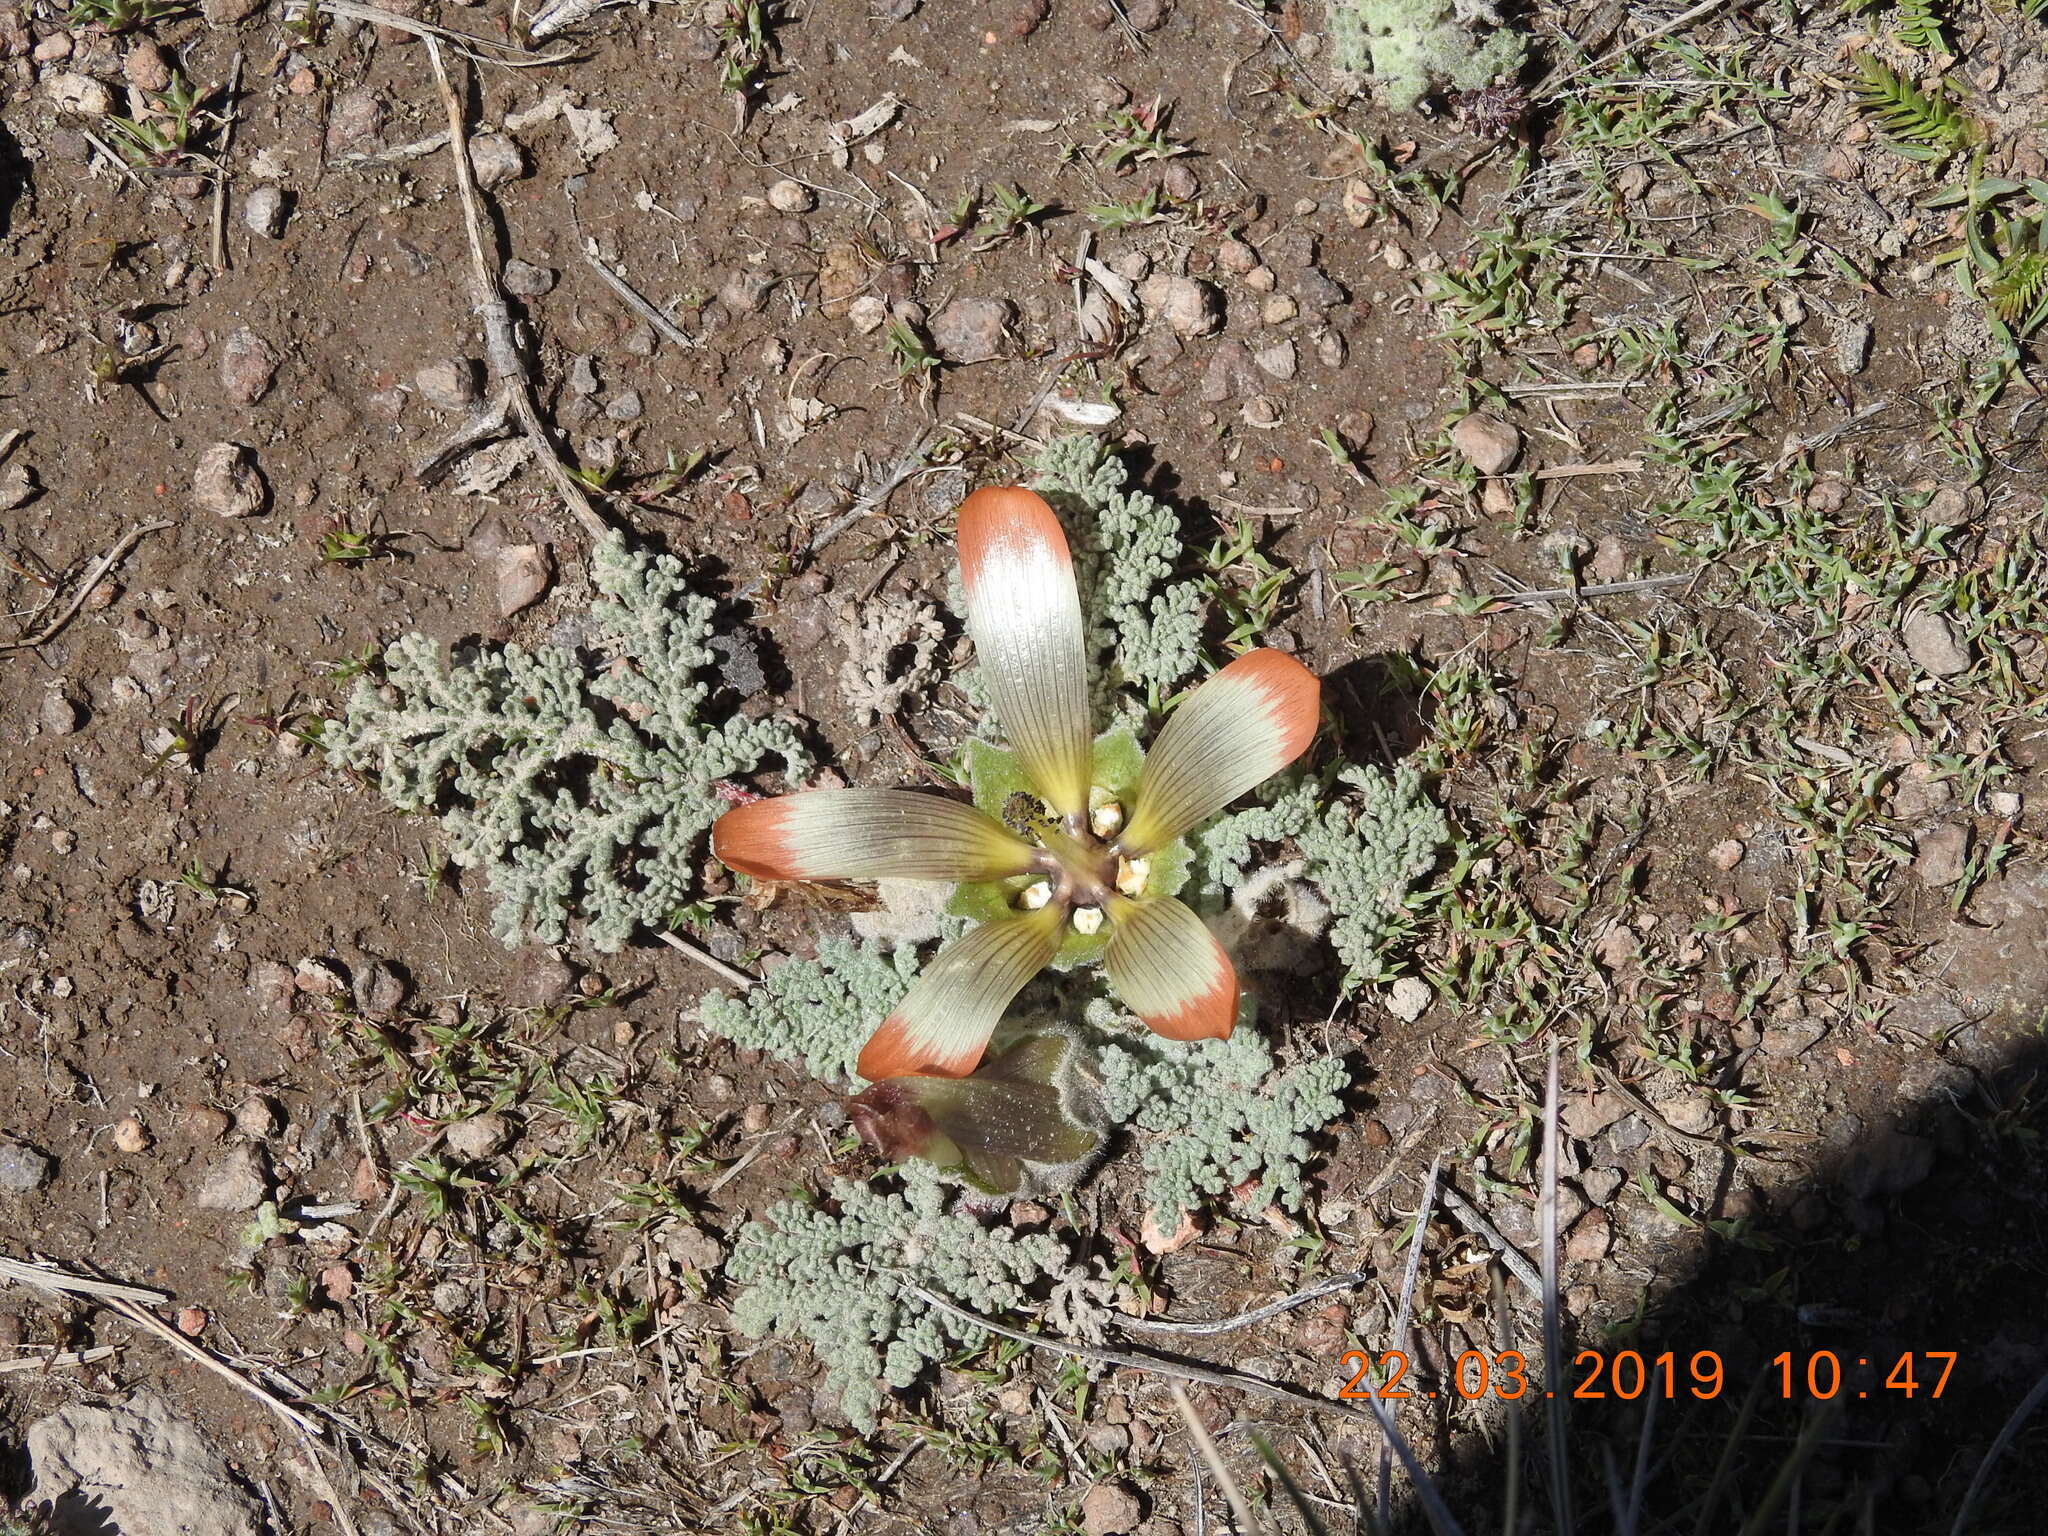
[65,0,188,32]
[974,183,1053,250]
[884,320,941,389]
[1093,99,1189,173]
[105,73,212,172]
[1084,187,1161,231]
[1848,53,1977,161]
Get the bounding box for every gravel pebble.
[497,544,552,618]
[193,442,268,518]
[720,267,778,314]
[354,960,409,1018]
[1080,1479,1145,1536]
[218,328,281,406]
[468,133,525,189]
[1216,236,1258,275]
[502,260,557,297]
[243,184,287,238]
[44,73,112,117]
[194,1144,269,1211]
[931,296,1013,363]
[1901,609,1970,677]
[446,1113,512,1161]
[0,1143,53,1193]
[1252,338,1296,380]
[0,462,34,510]
[1451,412,1522,476]
[846,295,889,335]
[124,40,171,92]
[416,359,479,412]
[766,177,814,212]
[113,1116,153,1155]
[234,1095,283,1140]
[1911,822,1970,887]
[1292,264,1348,314]
[1199,337,1259,403]
[326,89,387,153]
[1565,1209,1612,1261]
[1384,975,1431,1021]
[40,689,81,736]
[1138,274,1221,338]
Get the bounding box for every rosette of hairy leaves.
[698,938,920,1085]
[325,534,806,951]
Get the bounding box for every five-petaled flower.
[712,486,1321,1081]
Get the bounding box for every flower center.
[1006,786,1149,929]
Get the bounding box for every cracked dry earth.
[4,0,2048,1532]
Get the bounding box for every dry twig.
[209,52,244,273]
[422,38,611,543]
[0,1254,169,1304]
[1115,1268,1372,1338]
[0,521,174,654]
[899,1280,1382,1427]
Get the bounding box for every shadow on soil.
[1351,1016,2048,1535]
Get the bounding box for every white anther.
[1115,857,1150,897]
[1017,879,1055,911]
[1071,905,1104,936]
[1090,800,1125,838]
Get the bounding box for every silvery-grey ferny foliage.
[1325,0,1526,112]
[1193,764,1448,986]
[1032,433,1207,712]
[727,1167,1090,1432]
[697,938,916,1086]
[1094,1007,1350,1226]
[324,534,805,951]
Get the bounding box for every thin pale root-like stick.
[287,0,568,63]
[1170,1384,1260,1534]
[423,38,610,543]
[1534,458,1642,480]
[1381,1153,1441,1531]
[0,1346,118,1373]
[1476,571,1700,608]
[656,930,758,991]
[209,52,244,272]
[0,521,174,654]
[1540,0,1736,94]
[898,1280,1381,1427]
[1,1254,171,1304]
[566,189,695,350]
[1114,1267,1371,1338]
[1542,1042,1575,1533]
[1949,1368,2048,1536]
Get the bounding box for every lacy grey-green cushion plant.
[324,534,806,951]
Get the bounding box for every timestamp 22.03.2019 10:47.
[1335,1349,1959,1402]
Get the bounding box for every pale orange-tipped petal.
[1103,895,1238,1043]
[712,789,1038,883]
[1120,649,1321,855]
[856,906,1065,1080]
[958,486,1094,822]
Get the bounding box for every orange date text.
[1336,1350,1958,1402]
